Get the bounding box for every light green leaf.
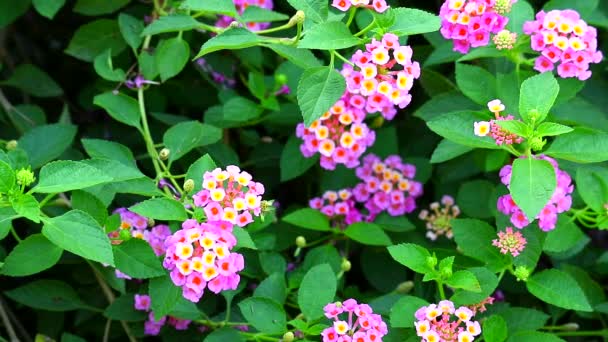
[390,296,429,328]
[282,208,331,231]
[493,120,529,138]
[430,139,473,163]
[141,14,201,36]
[1,234,62,276]
[93,92,141,129]
[163,121,221,162]
[2,63,63,97]
[72,190,108,226]
[576,165,608,212]
[239,297,287,334]
[241,6,289,22]
[65,19,127,62]
[455,63,496,105]
[526,269,593,311]
[93,49,125,82]
[0,161,15,193]
[389,8,441,36]
[73,0,130,15]
[129,198,187,221]
[299,21,360,50]
[446,270,481,292]
[5,279,87,311]
[483,315,508,342]
[156,38,190,82]
[344,222,392,246]
[280,135,318,181]
[33,160,113,193]
[113,239,165,279]
[298,264,337,320]
[545,128,608,163]
[43,210,114,266]
[519,72,559,123]
[254,273,287,304]
[186,154,217,193]
[426,111,501,149]
[297,66,345,126]
[180,0,237,16]
[286,0,327,23]
[82,139,136,167]
[536,122,573,137]
[11,193,41,223]
[507,0,534,34]
[451,267,499,305]
[510,158,556,220]
[266,44,321,69]
[234,227,257,250]
[195,28,261,58]
[18,123,77,169]
[118,13,144,49]
[149,275,181,320]
[451,219,510,272]
[204,327,245,342]
[544,217,589,253]
[387,243,433,274]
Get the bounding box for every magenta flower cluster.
[309,189,363,225]
[439,0,515,54]
[134,294,191,335]
[297,33,420,170]
[332,0,389,13]
[414,300,481,342]
[192,166,265,227]
[497,155,574,231]
[321,299,388,342]
[162,219,244,302]
[524,9,603,80]
[215,0,274,31]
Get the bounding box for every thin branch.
[0,296,19,342]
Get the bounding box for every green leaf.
[451,219,510,272]
[141,14,201,36]
[414,91,478,122]
[483,315,508,342]
[72,190,108,226]
[18,123,77,169]
[0,234,62,276]
[266,44,321,69]
[163,121,221,163]
[456,63,496,105]
[204,327,245,342]
[389,8,441,36]
[344,222,392,246]
[223,96,263,123]
[33,160,113,193]
[297,66,345,126]
[498,307,549,333]
[82,139,136,167]
[387,243,433,274]
[545,128,608,163]
[239,297,287,334]
[11,193,41,223]
[456,180,495,219]
[156,38,190,82]
[280,135,318,181]
[65,19,126,62]
[180,0,237,16]
[83,158,144,183]
[544,217,589,253]
[282,208,330,231]
[103,295,147,321]
[93,49,126,82]
[0,0,30,28]
[374,212,415,232]
[254,273,287,304]
[43,210,114,265]
[493,120,529,138]
[113,239,165,279]
[149,275,181,320]
[390,296,429,328]
[7,104,46,133]
[526,269,593,312]
[510,158,556,220]
[234,227,257,250]
[118,13,144,49]
[93,92,141,129]
[139,51,158,80]
[446,270,481,292]
[544,0,598,19]
[451,267,499,305]
[519,72,559,123]
[5,279,87,312]
[507,0,534,34]
[74,0,129,15]
[426,111,501,149]
[507,331,566,342]
[0,161,15,193]
[576,165,608,212]
[129,198,187,221]
[430,139,473,163]
[299,21,360,50]
[186,154,217,193]
[195,28,261,58]
[298,264,337,320]
[3,63,63,97]
[536,122,573,137]
[286,0,328,23]
[241,6,289,22]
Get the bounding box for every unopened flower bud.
[295,236,307,248]
[493,30,517,50]
[529,136,546,152]
[5,140,17,150]
[514,266,531,282]
[334,301,342,308]
[261,200,275,213]
[561,323,580,331]
[159,148,170,161]
[426,255,438,269]
[282,331,295,342]
[184,179,195,193]
[16,168,36,187]
[370,115,384,129]
[119,229,132,241]
[275,73,288,86]
[147,218,155,227]
[341,258,351,272]
[440,267,453,279]
[494,0,513,14]
[289,10,305,26]
[396,281,414,294]
[229,21,240,29]
[528,109,539,122]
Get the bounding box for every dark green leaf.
[141,14,201,36]
[455,63,496,105]
[545,128,608,163]
[298,264,337,320]
[280,135,318,181]
[390,296,429,328]
[389,8,441,36]
[5,279,87,311]
[65,19,127,62]
[526,269,592,311]
[156,38,190,82]
[73,0,130,15]
[113,239,165,279]
[282,208,331,231]
[387,243,433,274]
[483,315,508,342]
[344,222,392,246]
[149,275,181,320]
[118,13,143,49]
[451,219,510,272]
[103,294,147,321]
[3,64,63,97]
[0,234,62,276]
[239,297,287,334]
[297,66,345,126]
[18,123,77,169]
[129,198,188,221]
[93,49,126,82]
[93,92,141,129]
[195,28,261,58]
[299,21,361,50]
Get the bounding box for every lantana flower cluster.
[492,227,527,256]
[162,219,244,303]
[215,0,274,31]
[524,9,603,80]
[192,166,265,227]
[474,99,524,146]
[497,155,574,231]
[309,189,363,226]
[332,0,389,13]
[419,195,461,241]
[321,299,388,342]
[439,0,516,54]
[414,300,481,342]
[134,294,191,335]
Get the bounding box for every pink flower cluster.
[524,9,603,80]
[353,154,423,218]
[215,0,274,31]
[309,189,363,226]
[193,166,264,227]
[414,300,481,342]
[497,155,574,231]
[296,98,376,170]
[162,219,244,302]
[321,299,388,342]
[331,0,389,13]
[474,100,524,146]
[492,227,526,256]
[134,294,191,335]
[439,0,515,54]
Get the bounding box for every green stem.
[354,18,376,37]
[436,281,447,300]
[10,227,21,242]
[39,193,57,207]
[293,21,303,45]
[256,21,295,35]
[199,22,223,33]
[346,7,357,27]
[332,50,355,66]
[137,88,162,179]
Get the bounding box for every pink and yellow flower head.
[524,9,603,80]
[309,189,365,225]
[497,155,574,231]
[192,166,264,227]
[162,220,244,303]
[321,299,388,342]
[331,0,389,13]
[492,227,527,256]
[414,300,482,342]
[474,99,524,146]
[353,154,423,218]
[439,0,516,54]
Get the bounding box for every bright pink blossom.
[414,300,482,342]
[310,189,365,225]
[331,0,389,13]
[321,299,388,342]
[134,295,191,335]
